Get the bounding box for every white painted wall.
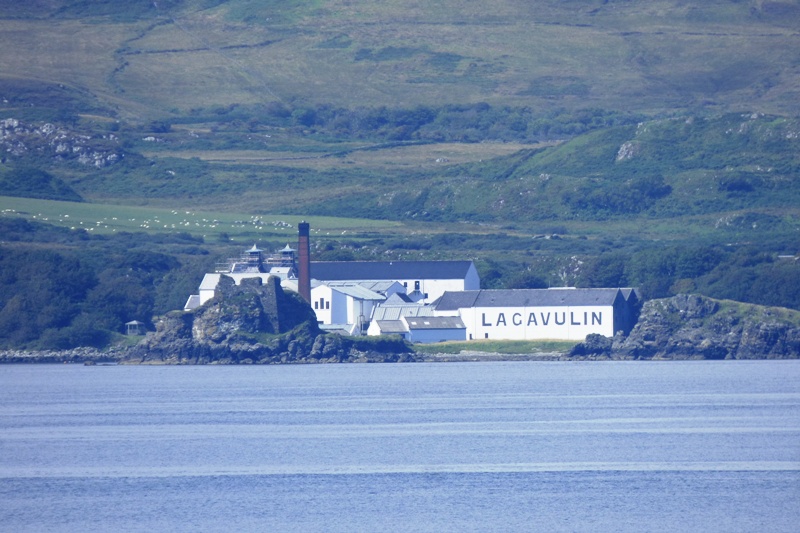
[346,296,380,332]
[197,273,274,306]
[459,305,615,341]
[227,273,273,285]
[381,281,407,299]
[407,327,466,344]
[366,320,382,337]
[464,263,480,291]
[397,278,472,304]
[310,285,348,324]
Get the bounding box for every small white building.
[370,320,411,340]
[366,301,466,343]
[402,316,467,344]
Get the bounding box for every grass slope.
[4,112,797,255]
[1,0,799,121]
[0,195,400,240]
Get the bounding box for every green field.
[413,339,577,355]
[0,196,401,241]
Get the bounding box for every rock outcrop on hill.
[0,118,121,167]
[124,276,414,364]
[571,294,800,360]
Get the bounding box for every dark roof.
[434,291,480,311]
[404,316,466,330]
[376,320,409,334]
[620,288,640,302]
[311,260,474,281]
[435,288,623,310]
[383,292,415,304]
[373,305,434,321]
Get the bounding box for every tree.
[0,166,83,202]
[506,271,548,289]
[577,253,628,287]
[84,272,154,331]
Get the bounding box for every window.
[314,301,319,309]
[325,301,330,310]
[414,281,420,291]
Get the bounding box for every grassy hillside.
[1,0,799,121]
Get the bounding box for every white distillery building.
[283,279,403,334]
[367,293,434,339]
[186,246,480,313]
[184,243,474,342]
[367,298,467,343]
[311,260,480,304]
[433,288,639,341]
[184,240,640,344]
[185,244,296,310]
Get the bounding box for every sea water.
[0,361,798,532]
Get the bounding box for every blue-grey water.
[1,361,798,532]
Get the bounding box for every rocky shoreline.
[2,294,799,364]
[570,294,800,360]
[0,347,128,364]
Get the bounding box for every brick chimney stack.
[298,221,311,303]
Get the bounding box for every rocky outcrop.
[1,118,121,167]
[569,333,615,357]
[598,294,800,359]
[0,347,127,364]
[124,275,414,364]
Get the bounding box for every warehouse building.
[433,288,639,341]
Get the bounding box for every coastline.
[2,347,796,364]
[4,294,800,364]
[0,348,128,365]
[0,348,565,364]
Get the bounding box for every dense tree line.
[0,219,213,350]
[254,231,800,314]
[561,174,672,216]
[576,245,800,310]
[173,102,641,143]
[0,166,83,202]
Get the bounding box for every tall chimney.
[298,221,311,303]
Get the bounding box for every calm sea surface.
[1,361,798,532]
